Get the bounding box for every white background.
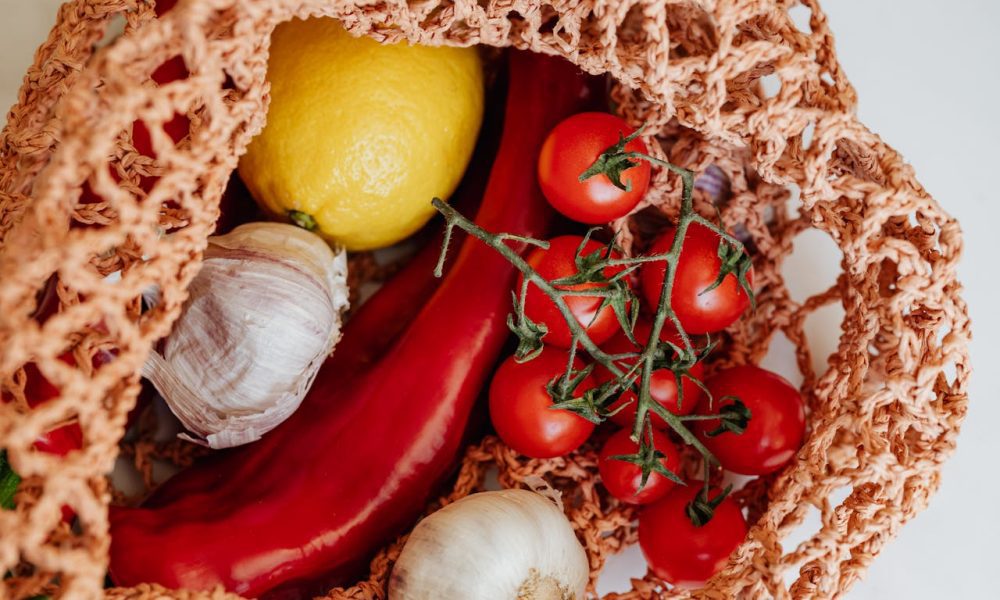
[1,0,997,597]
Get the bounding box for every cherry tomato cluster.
[487,112,807,588]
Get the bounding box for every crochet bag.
[0,0,970,598]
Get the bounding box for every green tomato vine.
[433,126,754,522]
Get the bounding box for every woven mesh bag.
[0,0,970,598]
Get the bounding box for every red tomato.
[537,112,651,224]
[694,365,805,475]
[595,317,705,428]
[640,222,752,334]
[599,428,681,505]
[520,235,629,348]
[639,484,747,588]
[489,348,596,458]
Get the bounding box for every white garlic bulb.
[389,488,589,600]
[144,222,349,449]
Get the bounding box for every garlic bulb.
[144,222,349,449]
[389,487,589,600]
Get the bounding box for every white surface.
[799,3,1000,599]
[1,0,997,597]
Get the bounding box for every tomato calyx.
[432,146,758,497]
[548,232,639,344]
[705,236,756,310]
[703,397,753,437]
[684,483,734,527]
[606,424,685,491]
[552,232,626,286]
[578,124,648,192]
[505,230,639,360]
[545,363,605,424]
[508,283,550,362]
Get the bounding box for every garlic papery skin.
[388,489,589,600]
[144,222,349,449]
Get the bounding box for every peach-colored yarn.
[0,0,969,598]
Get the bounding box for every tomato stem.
[685,481,734,528]
[434,197,621,367]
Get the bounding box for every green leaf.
[0,451,21,510]
[694,335,719,362]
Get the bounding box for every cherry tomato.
[489,348,596,458]
[599,428,681,505]
[640,222,752,334]
[639,484,747,588]
[520,235,630,348]
[694,365,805,475]
[537,112,651,224]
[595,317,705,428]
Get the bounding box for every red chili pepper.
[329,93,505,376]
[22,357,85,531]
[23,359,84,456]
[126,88,504,511]
[1,281,143,519]
[109,51,597,597]
[8,351,119,522]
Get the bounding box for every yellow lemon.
[239,18,484,250]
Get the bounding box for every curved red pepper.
[109,52,596,597]
[130,89,506,508]
[117,75,504,511]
